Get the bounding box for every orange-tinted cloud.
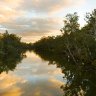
[18,0,86,13]
[0,0,86,42]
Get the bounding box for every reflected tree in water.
[0,31,30,74]
[0,31,27,73]
[0,52,26,74]
[34,51,96,96]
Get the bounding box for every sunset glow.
[0,0,96,42]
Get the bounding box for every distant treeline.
[0,31,32,56]
[33,9,96,66]
[0,31,29,73]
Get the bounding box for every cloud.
[0,0,86,42]
[0,15,62,42]
[1,0,22,8]
[18,0,86,13]
[0,0,25,24]
[0,17,62,42]
[0,0,86,15]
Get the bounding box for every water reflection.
[34,51,96,96]
[1,50,95,96]
[0,52,26,74]
[0,51,64,96]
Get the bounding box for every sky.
[0,0,96,43]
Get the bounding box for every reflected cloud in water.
[0,51,64,96]
[0,73,25,96]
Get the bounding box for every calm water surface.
[0,51,64,96]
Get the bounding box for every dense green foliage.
[0,31,29,73]
[0,31,31,56]
[33,9,96,96]
[33,9,96,66]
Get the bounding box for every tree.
[61,12,80,34]
[82,9,96,36]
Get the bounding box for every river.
[0,51,64,96]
